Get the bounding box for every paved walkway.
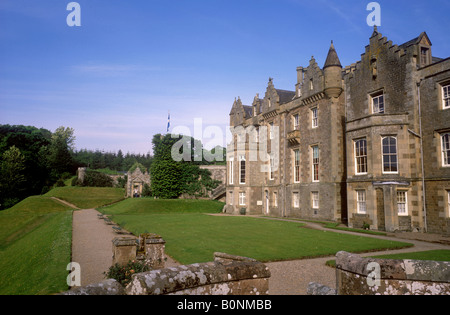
[71,210,450,294]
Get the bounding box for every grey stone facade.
[226,28,450,235]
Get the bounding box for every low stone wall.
[309,251,450,295]
[62,253,270,295]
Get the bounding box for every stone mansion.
[225,28,450,235]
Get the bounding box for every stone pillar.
[143,234,166,269]
[112,237,137,266]
[383,185,399,232]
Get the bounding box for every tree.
[150,134,184,199]
[47,126,75,179]
[0,146,26,208]
[150,134,220,199]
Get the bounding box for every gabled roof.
[399,32,432,49]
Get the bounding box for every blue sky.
[0,0,449,154]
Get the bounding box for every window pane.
[382,137,398,173]
[397,191,407,215]
[372,94,384,113]
[355,139,368,174]
[443,133,450,166]
[357,190,366,214]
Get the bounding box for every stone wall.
[308,251,450,295]
[112,234,166,270]
[62,253,270,296]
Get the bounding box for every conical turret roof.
[324,41,342,69]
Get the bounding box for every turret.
[323,41,343,98]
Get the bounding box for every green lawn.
[0,196,73,295]
[102,199,413,265]
[45,186,125,209]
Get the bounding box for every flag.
[167,111,170,133]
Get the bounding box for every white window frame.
[239,155,246,184]
[372,93,385,114]
[312,145,319,182]
[294,149,300,183]
[447,190,450,218]
[442,133,450,167]
[228,157,234,185]
[239,192,246,206]
[397,191,408,216]
[269,122,274,140]
[312,192,319,209]
[357,190,367,214]
[354,138,368,175]
[443,84,450,110]
[311,107,318,128]
[293,192,299,208]
[382,136,398,174]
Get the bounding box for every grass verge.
[102,199,413,265]
[0,196,73,295]
[45,186,125,209]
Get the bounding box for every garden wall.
[308,251,450,295]
[62,252,270,295]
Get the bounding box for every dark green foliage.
[78,170,114,188]
[73,149,152,172]
[104,260,150,286]
[0,125,76,209]
[150,158,184,199]
[142,183,152,197]
[150,134,220,199]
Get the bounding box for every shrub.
[104,260,150,286]
[55,179,66,187]
[80,170,113,187]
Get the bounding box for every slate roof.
[399,32,431,49]
[243,105,253,118]
[275,89,296,104]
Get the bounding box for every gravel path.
[72,210,450,294]
[72,209,117,286]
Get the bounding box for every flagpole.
[167,110,170,134]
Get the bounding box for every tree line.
[0,124,226,210]
[0,125,76,209]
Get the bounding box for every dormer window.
[309,79,314,90]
